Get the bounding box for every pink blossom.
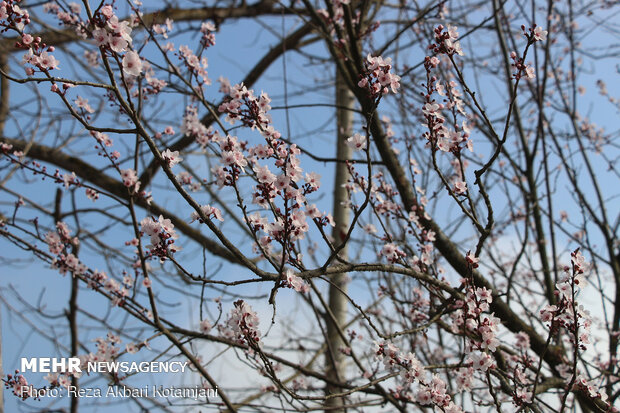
[21,33,33,45]
[454,180,467,194]
[304,172,321,189]
[190,204,224,223]
[284,269,309,293]
[100,5,114,19]
[162,148,182,167]
[120,168,139,190]
[126,343,139,354]
[199,319,212,333]
[254,165,276,184]
[346,133,367,151]
[465,251,479,268]
[525,65,536,79]
[122,51,142,77]
[533,26,548,42]
[92,28,109,46]
[75,96,95,113]
[109,35,128,53]
[220,300,261,343]
[467,352,493,372]
[37,51,60,70]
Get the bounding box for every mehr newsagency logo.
[10,357,219,400]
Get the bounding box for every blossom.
[515,388,533,403]
[467,352,493,372]
[359,54,401,96]
[199,319,212,334]
[456,367,474,391]
[515,331,530,350]
[158,215,175,233]
[162,149,182,167]
[454,180,467,194]
[525,65,536,79]
[57,375,71,388]
[346,133,367,151]
[220,300,261,343]
[254,165,276,184]
[126,343,139,354]
[380,243,406,263]
[284,269,309,293]
[120,168,139,191]
[85,188,99,201]
[109,35,128,53]
[21,33,33,45]
[304,172,321,190]
[423,102,441,117]
[465,251,479,268]
[100,5,114,19]
[75,96,95,113]
[37,51,60,70]
[533,26,547,42]
[190,204,224,223]
[475,287,492,304]
[122,51,142,76]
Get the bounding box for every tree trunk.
[324,66,354,412]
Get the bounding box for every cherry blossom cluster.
[577,115,608,154]
[357,54,401,98]
[200,22,216,48]
[574,375,614,409]
[92,130,120,160]
[379,242,406,263]
[510,51,536,80]
[341,164,440,270]
[215,82,333,264]
[373,340,463,411]
[282,268,309,293]
[522,24,548,43]
[176,171,201,192]
[315,0,380,44]
[429,25,464,57]
[219,300,261,345]
[0,143,111,208]
[447,284,501,372]
[44,221,86,276]
[42,2,82,27]
[0,1,63,74]
[218,83,272,128]
[189,204,224,223]
[37,218,136,306]
[540,250,592,348]
[162,148,182,167]
[152,18,173,39]
[316,0,349,28]
[182,105,221,149]
[596,80,620,111]
[46,2,145,78]
[88,5,133,53]
[177,45,210,86]
[139,215,181,261]
[120,168,141,193]
[3,371,32,400]
[0,1,30,34]
[421,58,473,156]
[345,133,367,151]
[43,333,129,386]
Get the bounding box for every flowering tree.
[0,0,619,412]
